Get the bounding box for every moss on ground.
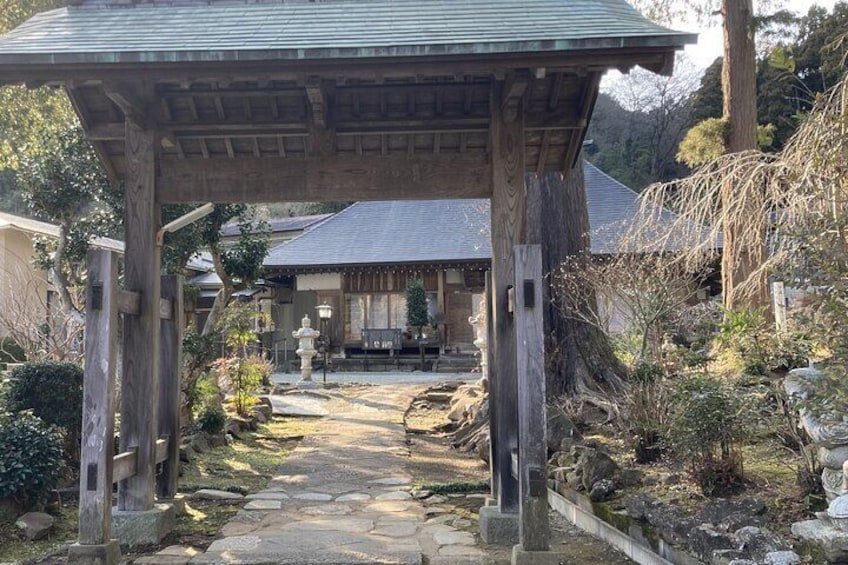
[0,503,78,563]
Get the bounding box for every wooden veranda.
[0,1,692,563]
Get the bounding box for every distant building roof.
[0,211,124,253]
[0,1,694,66]
[221,214,332,238]
[263,161,685,273]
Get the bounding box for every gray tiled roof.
[263,161,679,271]
[0,0,694,64]
[221,214,332,238]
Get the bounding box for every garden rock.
[15,511,54,540]
[727,561,756,565]
[192,489,244,501]
[688,524,735,562]
[623,494,694,545]
[624,494,661,521]
[251,410,267,424]
[734,526,789,562]
[252,404,273,420]
[208,434,228,449]
[588,479,616,502]
[179,445,195,463]
[711,549,748,565]
[190,434,210,454]
[547,404,582,453]
[762,551,801,565]
[791,519,848,563]
[578,447,619,491]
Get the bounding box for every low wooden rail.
[112,438,170,484]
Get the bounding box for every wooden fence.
[77,249,184,546]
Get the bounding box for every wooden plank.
[118,290,141,316]
[157,275,184,498]
[514,244,549,551]
[154,438,169,465]
[119,118,162,512]
[489,82,525,513]
[484,271,499,500]
[156,154,492,203]
[112,449,137,484]
[78,249,119,546]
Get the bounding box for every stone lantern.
[468,294,489,390]
[293,314,320,389]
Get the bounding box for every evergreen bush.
[0,411,64,508]
[6,361,83,462]
[196,405,227,435]
[669,374,746,495]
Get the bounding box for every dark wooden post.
[119,120,161,511]
[78,249,119,545]
[514,244,549,551]
[484,271,499,501]
[489,78,527,512]
[157,274,184,499]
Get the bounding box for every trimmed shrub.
[0,411,64,508]
[197,405,227,435]
[6,362,83,462]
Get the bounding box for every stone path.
[190,384,485,565]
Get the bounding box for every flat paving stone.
[336,492,371,502]
[266,394,330,417]
[433,530,476,546]
[243,500,282,511]
[245,492,289,500]
[192,489,244,501]
[376,491,413,501]
[291,492,333,501]
[369,477,412,486]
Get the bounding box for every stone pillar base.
[67,539,121,565]
[479,505,518,545]
[511,544,569,565]
[296,379,319,390]
[112,503,176,549]
[158,494,187,515]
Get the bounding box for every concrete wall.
[0,229,51,339]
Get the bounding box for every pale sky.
[678,0,839,68]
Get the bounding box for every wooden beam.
[117,290,140,316]
[118,122,161,512]
[305,78,328,128]
[156,154,492,203]
[103,81,157,129]
[154,438,169,465]
[489,82,525,513]
[514,244,550,552]
[502,74,529,123]
[112,449,137,484]
[157,275,183,499]
[78,249,119,546]
[563,72,602,172]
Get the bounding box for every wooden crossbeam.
[156,153,492,203]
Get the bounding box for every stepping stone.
[376,491,413,501]
[281,518,374,533]
[266,395,329,417]
[336,492,371,502]
[364,501,413,513]
[302,503,352,516]
[244,500,282,510]
[438,544,485,556]
[368,476,412,486]
[373,522,418,537]
[292,492,333,501]
[426,514,459,525]
[434,530,475,546]
[246,492,290,500]
[192,489,243,500]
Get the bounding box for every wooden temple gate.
[0,2,691,563]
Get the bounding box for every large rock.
[15,511,55,540]
[588,479,615,502]
[698,498,767,525]
[792,519,848,563]
[763,551,802,565]
[688,524,735,562]
[734,526,789,562]
[578,447,619,491]
[546,404,582,453]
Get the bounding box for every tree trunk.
[721,0,768,311]
[201,242,234,336]
[526,165,627,400]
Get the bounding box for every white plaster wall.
[296,273,342,291]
